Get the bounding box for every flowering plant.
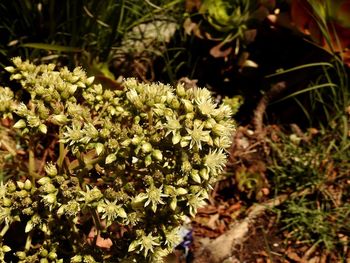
[0,58,235,262]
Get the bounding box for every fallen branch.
[193,188,310,263]
[253,81,287,136]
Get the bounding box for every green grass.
[0,0,186,72]
[266,57,350,255]
[261,3,350,253]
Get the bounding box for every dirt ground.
[169,125,350,263]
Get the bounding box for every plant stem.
[91,208,102,231]
[0,224,9,237]
[91,209,102,246]
[57,129,66,171]
[28,140,36,183]
[25,232,33,251]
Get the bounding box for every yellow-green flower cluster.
[0,87,16,119]
[2,57,94,135]
[0,58,235,262]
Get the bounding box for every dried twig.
[253,82,287,136]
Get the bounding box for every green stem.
[91,209,102,231]
[0,224,9,237]
[28,140,36,183]
[94,102,109,124]
[148,111,153,126]
[90,209,103,247]
[57,129,66,171]
[57,142,65,167]
[24,232,33,251]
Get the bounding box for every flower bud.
[6,181,16,193]
[70,76,80,83]
[13,119,26,129]
[51,114,69,125]
[115,106,124,112]
[86,76,95,86]
[60,90,70,99]
[212,124,227,136]
[43,193,57,205]
[205,118,216,129]
[108,106,116,116]
[190,169,201,183]
[4,66,15,73]
[68,84,78,95]
[70,255,83,262]
[24,179,32,191]
[2,245,11,253]
[170,198,177,211]
[22,207,34,216]
[16,251,26,260]
[172,133,181,145]
[131,194,147,209]
[121,138,131,147]
[176,176,188,186]
[44,163,57,177]
[11,73,22,80]
[16,181,24,189]
[171,98,180,109]
[48,252,57,260]
[22,197,33,206]
[181,160,192,173]
[95,143,104,155]
[182,99,193,112]
[27,115,41,128]
[176,84,186,97]
[144,154,152,167]
[141,142,152,153]
[200,168,209,181]
[190,185,201,193]
[38,124,47,134]
[180,138,190,148]
[105,153,117,164]
[103,90,114,100]
[76,81,86,88]
[185,112,195,120]
[3,198,12,207]
[176,187,188,195]
[42,183,57,194]
[152,149,163,161]
[38,177,52,186]
[131,136,142,145]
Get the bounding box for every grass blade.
[20,43,82,52]
[272,83,338,104]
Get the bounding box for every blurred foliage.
[290,0,350,66]
[183,0,275,59]
[199,0,273,36]
[0,0,185,82]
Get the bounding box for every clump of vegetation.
[268,119,350,253]
[199,0,272,38]
[0,57,235,262]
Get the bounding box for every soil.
[169,124,350,263]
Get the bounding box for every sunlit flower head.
[185,120,211,149]
[203,149,227,175]
[144,185,168,212]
